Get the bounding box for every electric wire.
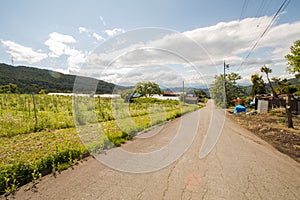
[239,0,249,22]
[238,0,291,70]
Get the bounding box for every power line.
[255,0,272,28]
[239,0,249,22]
[238,0,291,70]
[255,0,268,18]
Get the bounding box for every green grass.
[0,128,87,195]
[0,94,200,195]
[0,94,74,137]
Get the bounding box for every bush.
[0,147,87,195]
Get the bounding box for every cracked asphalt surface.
[10,100,300,199]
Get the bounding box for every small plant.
[31,163,42,183]
[3,169,18,196]
[278,117,286,123]
[51,157,57,176]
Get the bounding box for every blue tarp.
[234,105,246,114]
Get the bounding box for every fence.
[255,96,300,114]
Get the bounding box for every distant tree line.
[0,63,126,94]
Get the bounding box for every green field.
[0,94,199,195]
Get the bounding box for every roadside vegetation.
[210,39,300,128]
[210,40,300,163]
[0,93,199,195]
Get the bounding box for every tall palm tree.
[260,65,277,97]
[251,73,266,96]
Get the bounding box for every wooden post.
[28,96,31,116]
[98,96,101,110]
[32,93,38,130]
[286,94,294,128]
[224,60,226,108]
[182,80,185,104]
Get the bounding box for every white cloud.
[45,32,76,57]
[47,67,69,75]
[48,32,75,43]
[63,16,300,87]
[44,32,87,73]
[89,17,275,69]
[79,27,88,34]
[260,21,300,48]
[91,65,195,87]
[67,50,87,73]
[92,33,105,41]
[272,47,289,60]
[78,27,105,42]
[100,16,299,69]
[1,40,47,63]
[105,28,125,37]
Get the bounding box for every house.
[184,96,198,104]
[254,94,300,114]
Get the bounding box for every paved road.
[10,100,300,199]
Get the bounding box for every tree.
[193,89,208,102]
[120,88,134,99]
[210,72,245,108]
[250,74,266,96]
[271,77,297,128]
[260,64,298,128]
[0,83,18,93]
[285,40,300,78]
[39,89,47,94]
[260,65,278,97]
[119,88,135,102]
[134,81,163,97]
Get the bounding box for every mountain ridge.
[0,63,126,93]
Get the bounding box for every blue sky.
[1,0,300,87]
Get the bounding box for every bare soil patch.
[228,108,300,163]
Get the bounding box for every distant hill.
[164,87,210,97]
[288,77,300,85]
[0,63,126,94]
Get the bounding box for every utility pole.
[223,60,229,108]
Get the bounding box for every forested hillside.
[0,63,125,93]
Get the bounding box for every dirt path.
[7,100,300,199]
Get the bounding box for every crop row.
[0,94,199,195]
[0,94,180,137]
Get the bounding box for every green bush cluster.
[0,148,86,195]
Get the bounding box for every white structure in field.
[152,94,180,101]
[48,93,120,98]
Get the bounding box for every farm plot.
[0,94,199,195]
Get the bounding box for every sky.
[1,0,300,88]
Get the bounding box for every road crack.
[282,182,298,199]
[214,146,225,182]
[242,174,251,200]
[137,188,146,200]
[201,188,208,200]
[162,162,177,200]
